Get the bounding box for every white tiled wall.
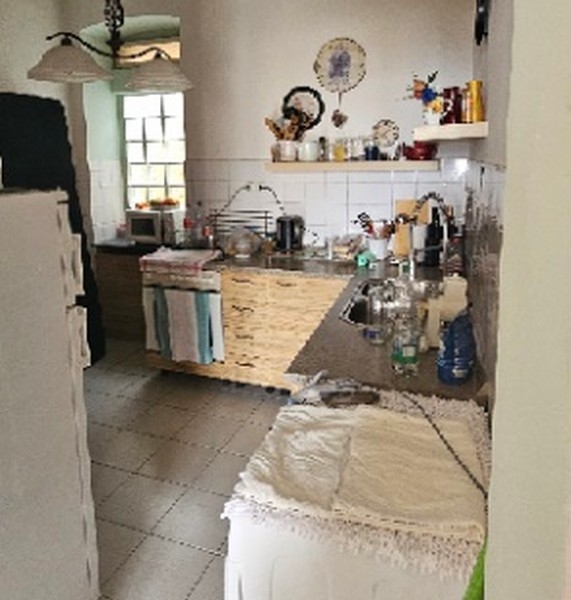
[90,160,125,243]
[186,158,471,246]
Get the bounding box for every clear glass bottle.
[391,310,420,376]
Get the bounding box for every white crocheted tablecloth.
[223,391,490,580]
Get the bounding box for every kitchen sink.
[340,277,441,327]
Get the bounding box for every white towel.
[142,286,159,351]
[165,288,199,363]
[209,293,225,361]
[334,406,486,542]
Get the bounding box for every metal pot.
[275,215,304,251]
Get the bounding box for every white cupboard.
[0,190,98,599]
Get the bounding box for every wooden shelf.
[413,122,488,142]
[264,160,439,173]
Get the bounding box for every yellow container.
[467,80,485,122]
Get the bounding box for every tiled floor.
[85,339,289,600]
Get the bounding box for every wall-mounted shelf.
[413,122,488,142]
[264,160,439,173]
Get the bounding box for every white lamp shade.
[28,43,111,84]
[125,55,193,93]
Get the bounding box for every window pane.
[164,141,185,162]
[144,117,163,141]
[128,187,149,206]
[166,164,185,186]
[125,118,143,141]
[128,164,149,185]
[148,187,166,202]
[166,187,186,203]
[123,92,186,209]
[124,95,161,118]
[164,117,184,140]
[148,165,166,186]
[126,142,145,163]
[163,93,183,117]
[146,142,167,163]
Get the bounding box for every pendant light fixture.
[28,0,192,92]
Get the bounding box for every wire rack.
[209,209,273,244]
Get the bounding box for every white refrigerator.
[0,190,98,599]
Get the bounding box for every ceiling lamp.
[27,0,192,92]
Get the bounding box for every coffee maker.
[275,215,304,252]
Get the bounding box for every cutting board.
[393,199,429,258]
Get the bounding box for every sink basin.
[340,277,441,327]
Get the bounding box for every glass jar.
[333,138,347,161]
[364,280,396,345]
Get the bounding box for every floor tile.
[84,368,138,397]
[251,395,288,427]
[91,463,131,505]
[153,488,228,551]
[96,520,146,586]
[193,451,250,496]
[86,392,150,428]
[97,473,185,533]
[207,385,265,420]
[117,374,175,404]
[88,423,121,464]
[154,379,218,411]
[175,412,243,449]
[127,404,193,438]
[102,536,212,600]
[94,430,168,472]
[188,556,225,600]
[223,419,272,456]
[138,440,217,485]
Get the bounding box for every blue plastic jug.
[437,309,476,385]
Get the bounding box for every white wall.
[182,0,473,160]
[486,0,571,597]
[0,0,68,103]
[180,0,474,244]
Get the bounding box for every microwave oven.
[125,208,185,245]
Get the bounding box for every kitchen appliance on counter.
[126,208,185,246]
[275,215,304,252]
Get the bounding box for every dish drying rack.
[209,209,273,246]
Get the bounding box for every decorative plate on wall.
[313,37,367,94]
[281,86,325,130]
[372,119,400,147]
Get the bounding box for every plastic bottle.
[183,201,206,248]
[436,309,476,384]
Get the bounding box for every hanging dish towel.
[143,286,224,364]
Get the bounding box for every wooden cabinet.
[95,250,146,341]
[147,268,349,390]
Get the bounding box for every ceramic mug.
[368,237,389,261]
[277,140,298,162]
[297,140,319,162]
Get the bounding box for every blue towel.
[153,286,172,359]
[194,291,213,364]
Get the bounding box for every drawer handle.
[236,361,255,368]
[231,304,254,313]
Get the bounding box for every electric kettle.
[275,215,304,251]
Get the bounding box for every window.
[123,93,186,207]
